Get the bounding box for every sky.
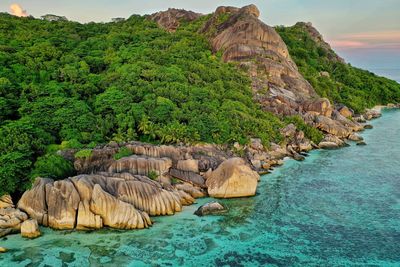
[1,0,400,81]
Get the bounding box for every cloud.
[10,4,28,17]
[329,30,400,50]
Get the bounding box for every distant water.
[1,109,400,266]
[370,69,400,83]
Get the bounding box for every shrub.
[30,154,75,180]
[113,147,133,160]
[74,149,93,159]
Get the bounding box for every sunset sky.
[1,0,400,81]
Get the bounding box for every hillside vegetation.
[0,14,283,195]
[276,23,400,113]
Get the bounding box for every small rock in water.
[21,219,41,239]
[364,124,373,129]
[194,201,227,216]
[0,247,7,253]
[356,141,367,146]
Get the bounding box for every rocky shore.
[1,3,399,244]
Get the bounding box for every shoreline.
[0,105,398,241]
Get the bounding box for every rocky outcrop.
[150,8,201,32]
[108,155,172,179]
[76,200,103,230]
[201,5,316,102]
[17,178,52,225]
[169,168,205,188]
[0,195,14,209]
[194,201,227,216]
[17,173,193,231]
[45,180,80,229]
[206,158,259,198]
[21,219,41,238]
[0,207,28,237]
[90,185,150,229]
[174,183,205,198]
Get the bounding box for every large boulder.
[21,219,41,239]
[304,98,333,117]
[206,158,259,198]
[18,178,53,225]
[76,200,103,230]
[194,201,227,216]
[90,185,151,229]
[338,106,353,118]
[45,180,80,230]
[0,207,28,237]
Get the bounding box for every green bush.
[30,154,75,180]
[113,147,133,160]
[74,149,93,159]
[148,170,158,180]
[284,115,324,144]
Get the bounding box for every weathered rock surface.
[0,195,14,209]
[21,219,41,238]
[90,185,150,229]
[108,155,172,179]
[318,141,340,150]
[18,178,53,225]
[150,8,201,32]
[17,172,194,231]
[0,207,28,237]
[46,180,80,230]
[174,183,206,198]
[201,5,316,102]
[76,200,103,230]
[194,201,227,216]
[169,168,205,188]
[177,159,199,173]
[206,158,259,198]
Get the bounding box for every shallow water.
[1,109,400,267]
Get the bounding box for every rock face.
[90,185,150,229]
[18,173,192,231]
[0,195,14,209]
[206,158,259,198]
[194,201,227,216]
[21,219,41,238]
[0,207,28,237]
[150,8,201,32]
[108,155,172,179]
[201,5,316,103]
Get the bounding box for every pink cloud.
[329,30,400,50]
[9,4,28,17]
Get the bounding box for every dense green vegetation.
[0,14,283,195]
[276,24,400,113]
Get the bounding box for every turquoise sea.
[1,109,400,266]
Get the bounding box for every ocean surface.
[1,109,400,267]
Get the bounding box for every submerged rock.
[364,124,373,129]
[0,247,7,253]
[21,219,41,239]
[194,202,227,216]
[356,141,367,146]
[206,158,259,198]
